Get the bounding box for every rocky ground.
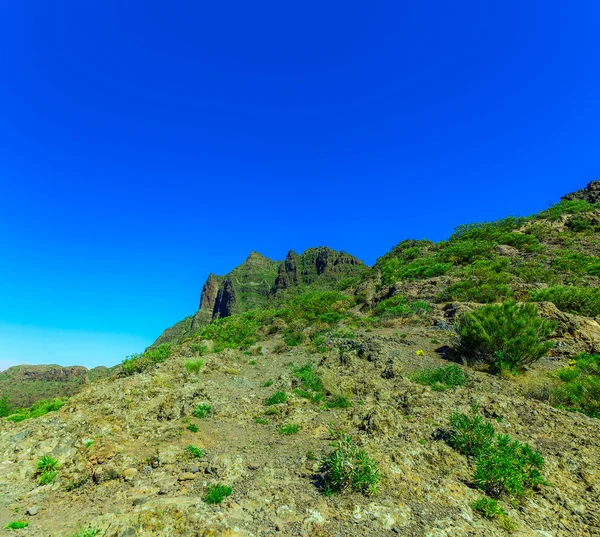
[2,320,599,537]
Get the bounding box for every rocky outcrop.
[562,179,600,204]
[212,276,237,320]
[270,247,365,295]
[190,273,223,331]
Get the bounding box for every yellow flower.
[416,350,424,356]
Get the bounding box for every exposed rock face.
[212,276,238,320]
[562,179,600,204]
[190,273,223,331]
[270,247,365,295]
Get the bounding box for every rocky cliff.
[562,178,600,204]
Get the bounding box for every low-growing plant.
[265,391,287,406]
[449,412,547,497]
[283,327,306,347]
[550,353,600,418]
[411,364,469,391]
[37,455,59,474]
[39,469,57,485]
[193,404,212,418]
[530,286,600,317]
[471,497,506,519]
[203,483,233,504]
[456,302,556,373]
[261,379,273,387]
[122,343,173,375]
[326,396,353,409]
[186,445,205,458]
[449,412,495,457]
[186,423,199,432]
[293,362,324,402]
[0,396,14,418]
[474,433,547,497]
[4,398,67,422]
[184,359,205,373]
[5,521,28,529]
[322,435,380,496]
[278,423,300,435]
[189,342,207,355]
[375,295,432,318]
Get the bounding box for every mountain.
[0,364,114,410]
[153,247,367,346]
[1,181,599,536]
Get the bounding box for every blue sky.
[1,1,599,369]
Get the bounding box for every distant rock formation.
[562,179,600,204]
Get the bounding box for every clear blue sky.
[1,1,599,370]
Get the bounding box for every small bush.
[65,474,89,491]
[411,364,469,391]
[322,435,380,496]
[530,286,600,317]
[37,455,59,474]
[283,328,306,347]
[375,295,432,318]
[186,423,199,433]
[198,313,262,352]
[193,404,212,418]
[281,291,352,325]
[122,343,173,375]
[189,343,207,355]
[326,396,353,409]
[456,302,556,373]
[293,362,324,402]
[449,412,547,497]
[471,497,506,519]
[186,445,205,458]
[537,199,596,221]
[0,396,14,418]
[449,412,495,457]
[474,434,546,497]
[551,353,600,418]
[68,528,101,537]
[39,469,57,485]
[5,398,67,422]
[265,391,287,406]
[184,359,205,373]
[203,483,233,504]
[5,521,28,529]
[278,423,300,435]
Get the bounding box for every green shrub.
[193,404,212,418]
[326,396,353,409]
[449,412,547,497]
[456,302,556,373]
[537,199,596,221]
[122,343,173,375]
[322,435,380,495]
[198,313,263,352]
[5,521,28,529]
[265,391,287,406]
[186,423,199,433]
[5,398,67,422]
[278,423,300,435]
[474,434,546,497]
[36,455,59,474]
[530,286,600,317]
[184,359,204,373]
[186,445,205,458]
[38,469,57,485]
[380,256,451,285]
[549,250,600,277]
[283,327,306,346]
[65,474,89,491]
[282,291,352,324]
[411,364,469,391]
[471,497,506,519]
[551,353,600,418]
[375,295,432,318]
[189,343,207,355]
[68,529,100,537]
[0,396,14,418]
[293,362,324,402]
[449,412,495,457]
[203,483,233,504]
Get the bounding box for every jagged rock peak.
[562,179,600,204]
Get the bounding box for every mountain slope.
[1,180,600,537]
